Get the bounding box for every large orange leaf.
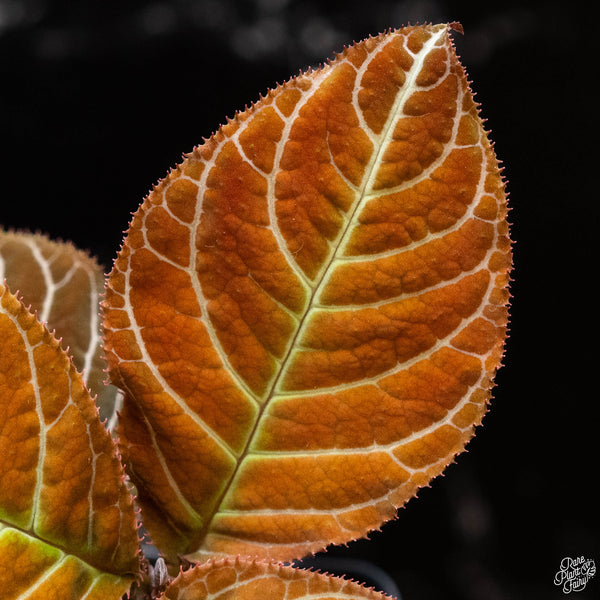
[159,557,391,600]
[0,229,121,427]
[104,23,511,563]
[0,284,140,598]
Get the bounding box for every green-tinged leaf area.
[0,527,134,600]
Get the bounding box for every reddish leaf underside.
[0,284,139,598]
[160,557,392,600]
[103,23,511,563]
[0,230,121,426]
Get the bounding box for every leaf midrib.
[190,26,448,553]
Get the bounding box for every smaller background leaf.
[0,229,120,426]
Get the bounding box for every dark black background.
[1,1,597,599]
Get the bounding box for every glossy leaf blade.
[0,229,120,426]
[0,284,139,598]
[159,557,391,600]
[104,23,511,562]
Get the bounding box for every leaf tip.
[448,21,464,35]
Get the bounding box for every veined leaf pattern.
[104,23,511,562]
[159,557,391,600]
[0,284,139,598]
[0,230,121,428]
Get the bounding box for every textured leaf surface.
[104,23,511,562]
[0,229,121,426]
[0,284,139,598]
[160,558,391,600]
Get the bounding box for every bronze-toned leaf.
[159,557,392,600]
[104,23,511,563]
[0,284,139,598]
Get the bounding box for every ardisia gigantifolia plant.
[0,22,511,600]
